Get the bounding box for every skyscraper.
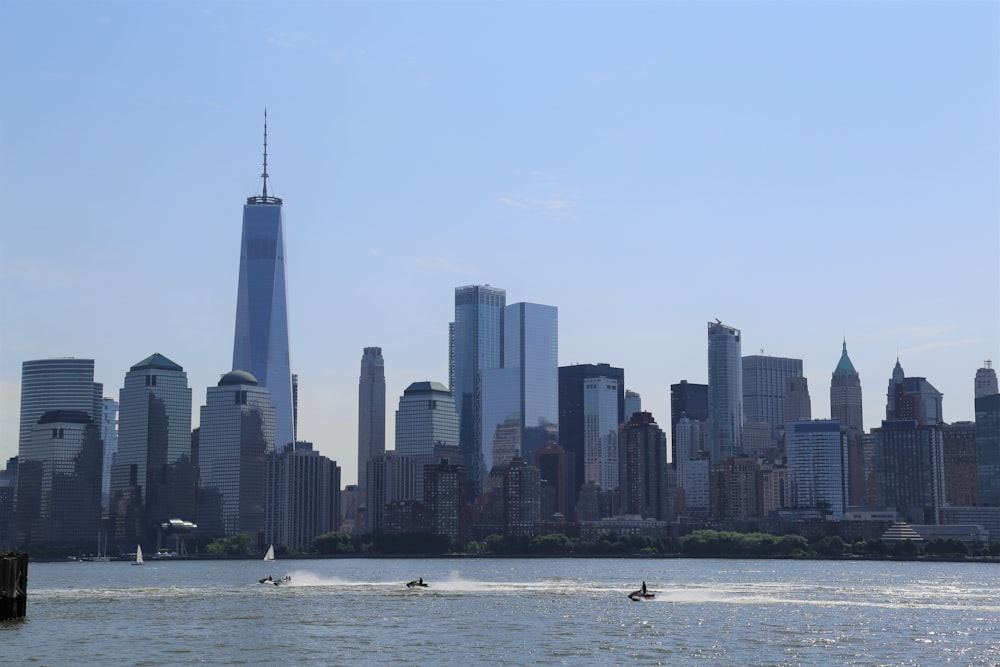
[583,375,619,491]
[886,360,944,425]
[558,363,625,514]
[619,411,669,520]
[232,114,294,450]
[975,361,998,399]
[112,353,192,511]
[830,340,863,431]
[481,302,558,472]
[670,380,708,465]
[707,321,743,461]
[357,347,386,492]
[975,393,1000,506]
[785,420,846,518]
[198,370,274,537]
[453,284,506,495]
[742,354,803,440]
[873,420,944,524]
[19,358,102,456]
[265,442,341,553]
[395,381,459,501]
[100,397,118,515]
[625,390,642,421]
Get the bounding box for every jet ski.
[628,582,654,601]
[406,578,429,589]
[259,575,291,586]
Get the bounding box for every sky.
[1,1,997,488]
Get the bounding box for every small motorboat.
[406,578,429,589]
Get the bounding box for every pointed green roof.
[833,339,857,376]
[130,353,183,372]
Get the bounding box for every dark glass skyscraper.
[232,115,294,450]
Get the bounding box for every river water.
[3,557,998,665]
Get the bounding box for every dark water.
[4,557,998,665]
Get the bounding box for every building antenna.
[262,109,270,199]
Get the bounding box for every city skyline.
[1,2,997,488]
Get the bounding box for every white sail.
[263,545,275,562]
[133,545,144,565]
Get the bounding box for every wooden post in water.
[0,552,28,621]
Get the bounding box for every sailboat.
[132,545,144,566]
[263,544,275,562]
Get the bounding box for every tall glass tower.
[232,113,294,450]
[708,321,743,461]
[453,284,506,495]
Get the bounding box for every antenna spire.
[262,109,269,198]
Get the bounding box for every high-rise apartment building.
[619,411,669,520]
[873,420,944,524]
[357,347,386,492]
[503,457,541,537]
[785,420,846,518]
[559,363,625,515]
[670,380,708,466]
[480,302,558,469]
[707,322,743,461]
[198,370,274,538]
[112,354,192,513]
[453,284,505,495]
[423,457,465,539]
[232,116,294,450]
[742,354,803,440]
[975,361,998,399]
[941,422,979,507]
[395,381,459,501]
[265,442,340,553]
[366,452,416,534]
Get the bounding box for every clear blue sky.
[1,1,997,487]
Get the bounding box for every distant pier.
[0,552,28,621]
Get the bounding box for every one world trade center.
[232,112,294,450]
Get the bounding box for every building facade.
[232,119,294,450]
[357,347,386,494]
[365,452,416,534]
[785,420,846,518]
[976,393,1000,506]
[395,381,460,501]
[707,322,743,461]
[619,411,669,520]
[974,362,997,399]
[198,370,274,538]
[941,422,979,507]
[583,376,620,491]
[873,420,944,524]
[742,354,804,441]
[830,340,864,431]
[452,284,506,496]
[19,358,103,458]
[670,380,708,467]
[266,442,340,553]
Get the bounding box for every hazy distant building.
[357,347,386,494]
[395,381,459,501]
[941,422,979,507]
[830,340,864,431]
[266,442,340,553]
[976,393,1000,506]
[708,322,743,461]
[784,376,812,424]
[619,411,668,520]
[873,420,944,524]
[785,420,846,518]
[366,452,416,534]
[886,360,943,426]
[503,457,541,537]
[19,358,103,459]
[742,354,803,441]
[16,410,103,549]
[710,456,759,520]
[453,284,506,496]
[670,380,708,466]
[198,370,274,538]
[559,363,625,515]
[100,398,118,515]
[625,390,642,421]
[232,117,294,450]
[112,353,192,542]
[975,362,998,399]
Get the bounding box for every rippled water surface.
[4,558,998,665]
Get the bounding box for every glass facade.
[198,371,274,537]
[785,420,846,518]
[707,322,743,461]
[975,394,1000,506]
[583,376,619,490]
[742,354,803,440]
[19,358,102,454]
[873,420,944,524]
[395,381,459,501]
[232,199,294,450]
[112,354,192,507]
[453,284,505,494]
